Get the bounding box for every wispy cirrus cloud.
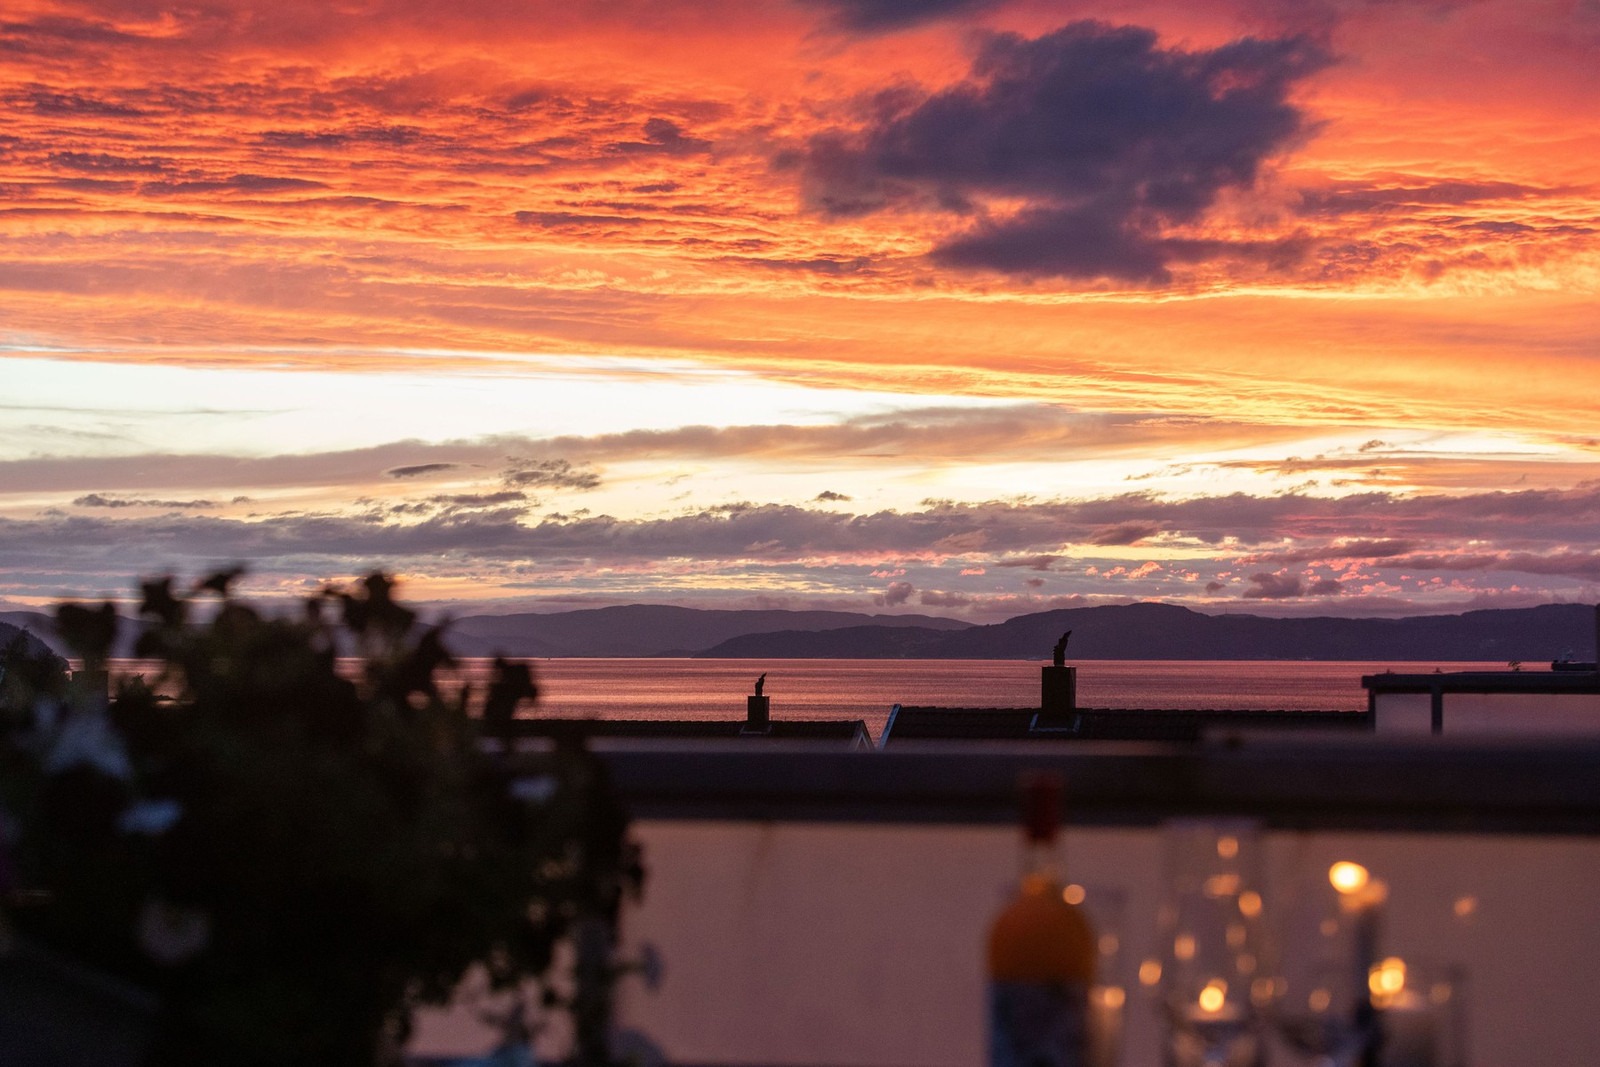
[0,405,1317,493]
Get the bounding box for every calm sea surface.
[444,658,1502,737]
[109,658,1504,738]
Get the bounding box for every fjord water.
[108,657,1503,737]
[448,658,1502,737]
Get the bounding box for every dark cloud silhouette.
[724,255,873,275]
[1238,572,1339,599]
[794,21,1329,281]
[0,14,148,51]
[1247,538,1420,564]
[514,211,650,229]
[1243,0,1478,37]
[140,174,328,196]
[1298,179,1552,216]
[26,90,146,117]
[815,490,852,501]
[49,151,171,174]
[1205,580,1227,593]
[800,0,999,32]
[1243,571,1304,598]
[995,554,1061,571]
[431,491,528,508]
[386,463,462,479]
[1088,521,1162,546]
[72,493,219,509]
[610,118,711,156]
[501,459,601,491]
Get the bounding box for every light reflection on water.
[108,658,1503,737]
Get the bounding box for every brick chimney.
[741,672,771,734]
[1041,663,1076,714]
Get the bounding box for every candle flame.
[1369,957,1408,1004]
[1329,861,1370,894]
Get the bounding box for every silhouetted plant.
[0,571,648,1066]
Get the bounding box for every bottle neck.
[1020,835,1064,888]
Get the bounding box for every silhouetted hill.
[444,605,972,658]
[0,611,146,659]
[0,616,66,661]
[699,624,955,659]
[4,604,971,660]
[9,601,1595,662]
[696,603,1599,661]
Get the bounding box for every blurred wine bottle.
[987,772,1097,1067]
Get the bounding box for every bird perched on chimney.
[1052,631,1071,668]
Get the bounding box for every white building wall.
[1374,692,1435,734]
[1444,693,1600,735]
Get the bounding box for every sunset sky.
[2,0,1598,621]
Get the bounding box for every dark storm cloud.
[794,21,1329,280]
[799,0,1000,32]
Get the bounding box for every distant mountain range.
[0,606,970,661]
[697,602,1598,662]
[441,605,970,658]
[3,601,1594,663]
[0,616,64,661]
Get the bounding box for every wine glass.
[1265,859,1384,1067]
[1154,819,1270,1067]
[1075,882,1128,1067]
